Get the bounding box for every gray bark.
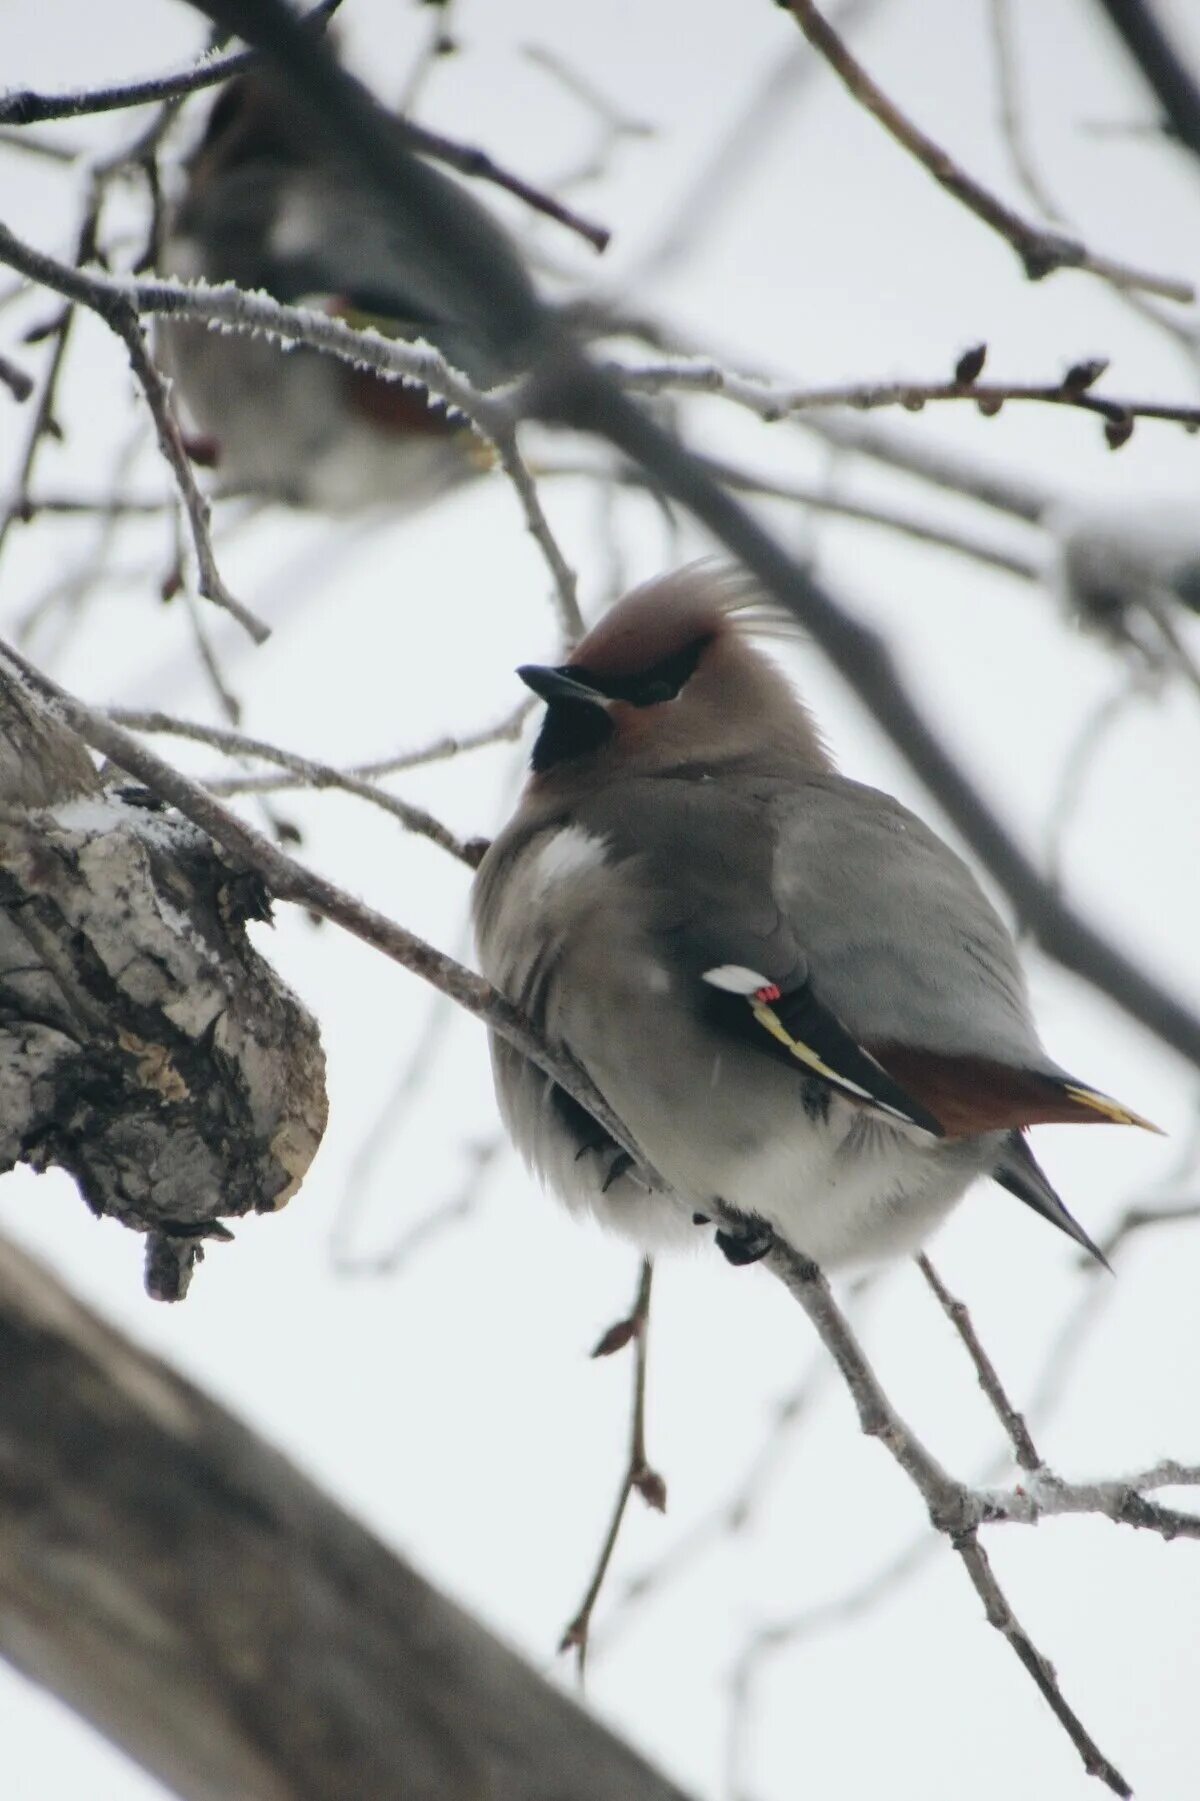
[0,1236,693,1801]
[0,671,327,1298]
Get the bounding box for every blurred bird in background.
[158,74,523,511]
[474,564,1156,1272]
[1053,497,1200,651]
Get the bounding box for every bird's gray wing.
[569,776,947,1134]
[573,773,1149,1140]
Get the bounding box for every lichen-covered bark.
[0,672,327,1297]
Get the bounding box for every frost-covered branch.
[0,5,342,126]
[0,229,267,641]
[612,346,1200,445]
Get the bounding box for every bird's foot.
[711,1208,776,1267]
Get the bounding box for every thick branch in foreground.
[0,1235,692,1801]
[1093,0,1200,168]
[0,672,326,1299]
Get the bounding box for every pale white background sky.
[2,2,1200,1798]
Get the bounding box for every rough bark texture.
[0,1236,693,1801]
[0,672,327,1298]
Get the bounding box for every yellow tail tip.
[1063,1084,1164,1134]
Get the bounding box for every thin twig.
[988,0,1065,222]
[0,230,266,641]
[780,0,1194,300]
[729,1147,1200,1783]
[591,1275,881,1659]
[540,451,1041,581]
[560,1259,665,1680]
[917,1254,1042,1471]
[952,1530,1131,1795]
[399,116,611,253]
[491,425,584,643]
[105,306,267,643]
[0,2,343,125]
[612,353,1200,440]
[201,702,532,796]
[1042,671,1153,892]
[0,200,101,567]
[0,232,591,646]
[109,708,478,864]
[631,0,888,284]
[333,1135,504,1278]
[755,1242,1143,1792]
[0,348,33,402]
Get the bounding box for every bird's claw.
[714,1217,775,1266]
[601,1150,634,1193]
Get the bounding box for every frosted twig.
[611,351,1200,441]
[0,2,343,125]
[560,1259,666,1681]
[0,228,267,641]
[780,0,1193,301]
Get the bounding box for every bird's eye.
[636,680,673,706]
[587,634,712,708]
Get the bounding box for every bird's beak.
[517,664,608,707]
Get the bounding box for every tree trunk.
[0,1236,692,1801]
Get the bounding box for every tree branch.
[0,1233,693,1801]
[917,1254,1042,1472]
[561,1259,666,1678]
[1092,0,1200,168]
[612,348,1200,441]
[952,1529,1131,1795]
[0,1,343,125]
[779,0,1194,299]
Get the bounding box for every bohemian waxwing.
[158,74,521,511]
[473,565,1154,1270]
